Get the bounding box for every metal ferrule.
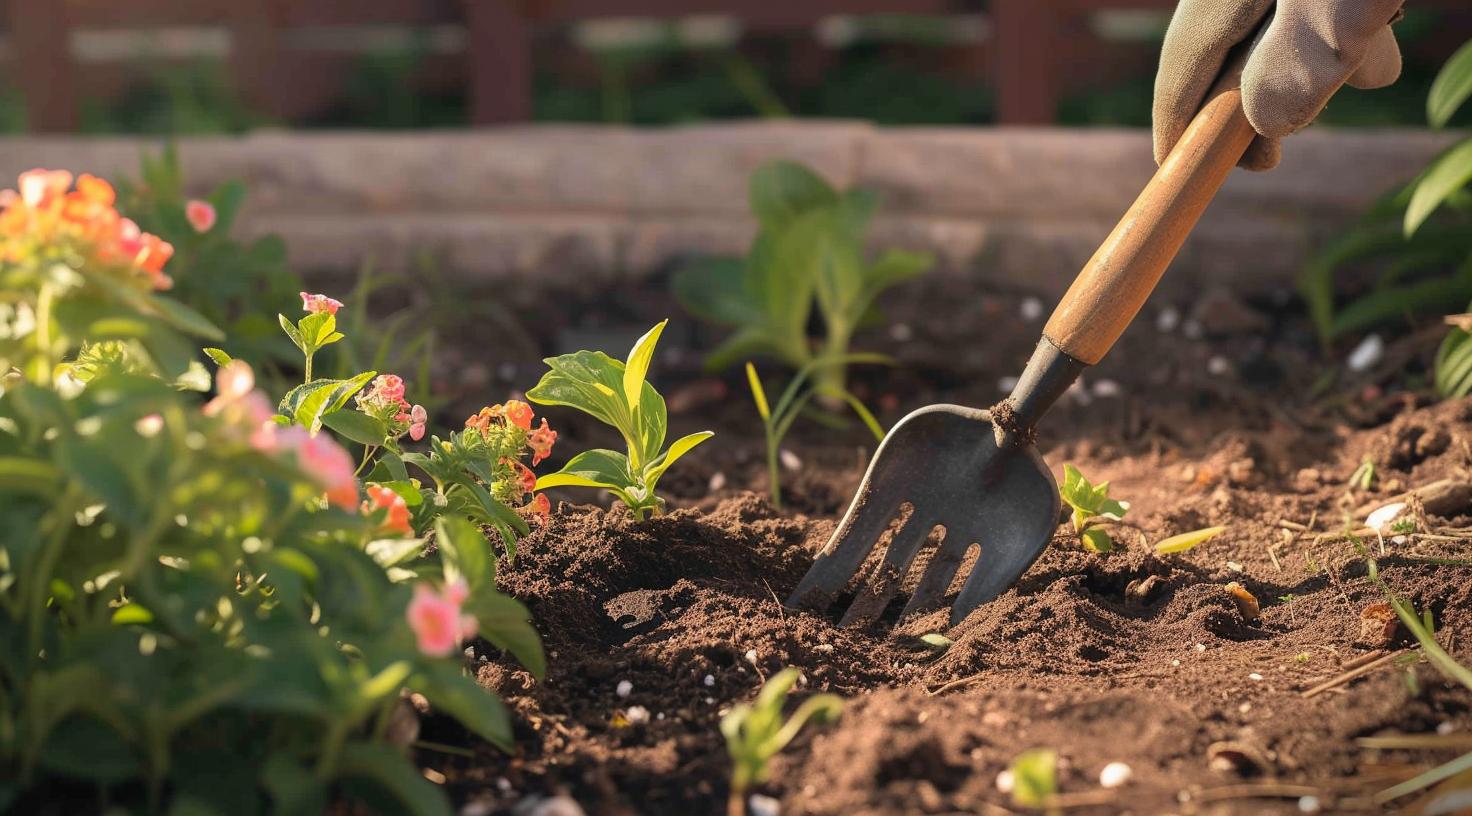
[1003,336,1088,434]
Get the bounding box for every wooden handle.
[1042,44,1259,364]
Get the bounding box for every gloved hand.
[1153,0,1404,170]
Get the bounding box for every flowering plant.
[528,320,711,519]
[0,169,543,815]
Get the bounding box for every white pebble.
[1248,672,1264,681]
[1171,659,1181,667]
[1438,722,1455,735]
[624,705,650,725]
[748,793,781,816]
[1183,319,1203,340]
[1207,356,1232,376]
[889,323,914,342]
[1239,702,1252,714]
[656,712,665,720]
[1020,297,1044,321]
[744,649,759,664]
[1195,643,1206,652]
[1156,307,1180,333]
[1098,761,1133,788]
[1298,795,1321,813]
[1346,334,1384,372]
[1091,379,1122,398]
[1366,502,1407,532]
[615,680,632,698]
[705,696,716,705]
[1227,561,1244,572]
[997,375,1020,393]
[708,472,727,492]
[779,449,802,472]
[704,674,715,687]
[496,778,512,793]
[995,769,1015,794]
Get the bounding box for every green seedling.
[721,668,843,816]
[676,159,932,411]
[1059,464,1130,553]
[1154,525,1226,554]
[528,320,713,520]
[745,357,885,508]
[1349,456,1377,491]
[1007,748,1059,811]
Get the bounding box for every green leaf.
[298,312,339,350]
[624,319,667,410]
[1081,527,1114,553]
[279,371,376,433]
[673,257,762,326]
[1406,139,1472,237]
[435,515,494,593]
[535,449,632,492]
[1009,748,1057,808]
[467,592,546,680]
[415,663,513,751]
[1436,322,1472,398]
[1330,272,1472,337]
[528,350,665,466]
[0,456,61,495]
[202,347,232,367]
[746,363,771,422]
[1155,525,1227,554]
[278,314,305,352]
[918,633,953,650]
[365,537,426,569]
[645,431,714,485]
[147,294,225,341]
[321,410,389,447]
[749,160,838,230]
[335,743,452,816]
[1429,39,1472,128]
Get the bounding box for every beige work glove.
[1153,0,1404,170]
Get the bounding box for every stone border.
[0,123,1457,295]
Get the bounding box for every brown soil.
[423,387,1472,816]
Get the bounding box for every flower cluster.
[356,373,428,442]
[204,360,358,509]
[464,399,557,522]
[0,169,175,290]
[406,579,477,657]
[363,484,413,537]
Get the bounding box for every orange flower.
[501,400,534,431]
[364,484,413,536]
[509,460,536,494]
[525,493,551,524]
[528,419,557,465]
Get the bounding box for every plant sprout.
[721,667,843,816]
[1154,525,1226,554]
[1006,748,1058,810]
[528,320,713,520]
[1059,464,1129,553]
[1349,456,1377,491]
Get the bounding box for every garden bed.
[406,289,1472,816]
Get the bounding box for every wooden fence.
[5,0,1470,132]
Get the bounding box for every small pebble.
[616,680,633,698]
[1099,761,1133,788]
[779,449,802,472]
[705,696,715,704]
[657,712,665,720]
[496,778,512,793]
[1346,334,1384,372]
[1207,355,1232,376]
[889,322,914,342]
[708,472,727,492]
[624,705,650,725]
[1195,643,1206,652]
[1226,561,1244,572]
[1156,306,1180,332]
[1298,795,1321,813]
[1438,722,1455,735]
[1020,297,1044,321]
[703,674,716,687]
[1239,702,1252,714]
[995,770,1015,794]
[1171,659,1181,667]
[748,794,781,816]
[745,649,759,664]
[1091,379,1122,398]
[1248,672,1264,681]
[1183,318,1203,339]
[1366,502,1407,532]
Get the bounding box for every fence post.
[11,0,79,131]
[462,0,533,124]
[993,0,1058,125]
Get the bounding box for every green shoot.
[1154,525,1227,554]
[1059,464,1129,553]
[721,668,843,816]
[1007,748,1059,810]
[1349,456,1377,491]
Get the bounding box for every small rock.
[889,322,913,342]
[995,769,1015,794]
[708,472,727,492]
[1294,468,1322,490]
[1091,378,1122,398]
[1020,297,1044,321]
[1359,602,1399,645]
[1157,307,1181,333]
[748,794,781,816]
[1099,761,1133,788]
[1226,457,1255,485]
[616,680,633,698]
[624,705,650,725]
[1207,355,1232,376]
[1438,722,1456,735]
[745,649,759,664]
[521,796,587,816]
[1346,334,1385,372]
[1298,795,1321,813]
[779,449,802,471]
[703,674,715,687]
[1248,672,1264,681]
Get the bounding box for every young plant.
[720,668,843,816]
[1059,464,1130,553]
[1005,748,1059,811]
[745,356,885,508]
[675,159,932,409]
[1154,525,1227,554]
[527,320,712,520]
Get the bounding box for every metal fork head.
[785,403,1061,628]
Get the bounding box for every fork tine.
[899,531,972,619]
[786,485,904,611]
[838,513,938,627]
[948,522,1054,626]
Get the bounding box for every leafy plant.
[675,159,932,411]
[745,356,884,508]
[1299,37,1472,359]
[720,668,843,816]
[0,167,545,814]
[527,320,712,520]
[1350,456,1377,491]
[1059,464,1130,553]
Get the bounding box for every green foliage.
[1435,317,1472,397]
[1059,464,1129,553]
[1154,525,1226,555]
[675,159,931,414]
[1349,456,1377,491]
[1300,37,1472,364]
[1007,748,1058,809]
[720,668,842,805]
[528,320,712,519]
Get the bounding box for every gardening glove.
[1153,0,1404,171]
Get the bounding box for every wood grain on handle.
[1042,62,1258,364]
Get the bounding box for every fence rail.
[4,0,1468,132]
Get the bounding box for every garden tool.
[787,11,1318,628]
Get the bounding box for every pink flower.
[409,404,427,442]
[407,580,478,657]
[528,419,557,466]
[203,360,255,416]
[284,428,358,509]
[185,199,216,233]
[18,169,72,207]
[300,292,344,315]
[363,484,413,536]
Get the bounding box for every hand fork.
[787,17,1293,627]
